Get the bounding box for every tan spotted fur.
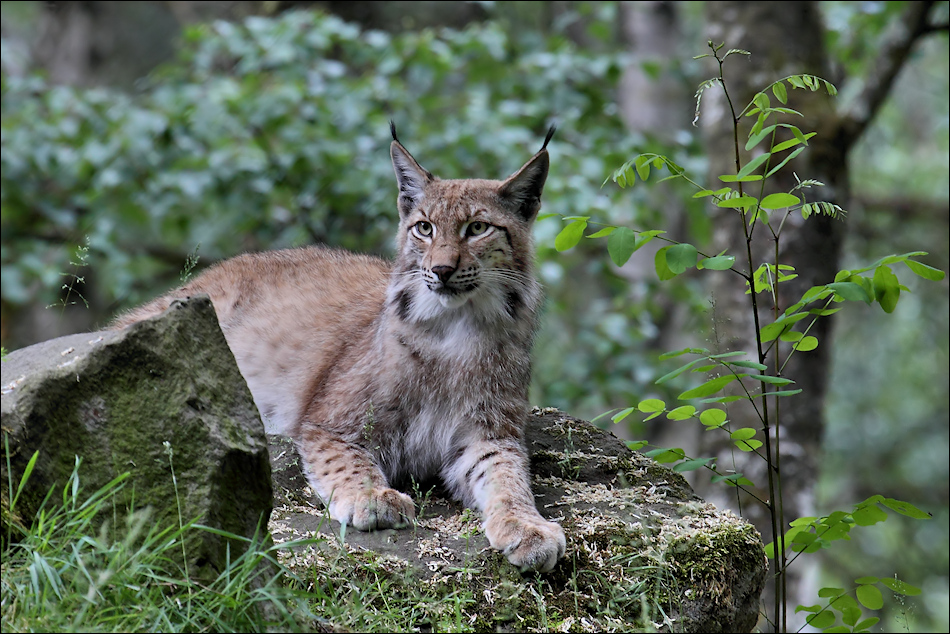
[112,127,565,572]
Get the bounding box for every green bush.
[2,9,683,410]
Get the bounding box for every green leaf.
[854,617,880,632]
[666,243,698,274]
[607,227,638,267]
[780,330,803,343]
[760,321,790,342]
[637,399,666,413]
[746,124,777,151]
[655,246,676,281]
[826,282,873,303]
[735,439,762,451]
[673,457,714,472]
[700,254,735,271]
[699,408,727,427]
[749,374,795,385]
[904,259,945,281]
[658,347,709,360]
[832,595,861,626]
[760,193,801,209]
[711,472,751,486]
[667,405,697,420]
[678,374,738,399]
[852,504,887,526]
[793,336,819,351]
[856,585,883,610]
[611,164,634,188]
[729,360,768,371]
[611,407,637,424]
[765,146,805,177]
[718,174,763,183]
[716,195,758,210]
[656,359,704,384]
[771,131,816,153]
[772,82,788,104]
[879,577,921,596]
[737,152,770,178]
[873,265,901,313]
[646,447,686,463]
[730,428,757,441]
[855,576,880,585]
[763,389,803,398]
[586,226,616,238]
[770,137,804,153]
[709,351,749,359]
[881,498,932,520]
[818,587,846,598]
[635,155,652,181]
[804,612,836,629]
[555,218,588,251]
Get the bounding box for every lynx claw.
[329,487,416,530]
[487,515,566,573]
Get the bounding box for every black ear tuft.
[391,131,434,217]
[541,125,556,151]
[390,120,399,143]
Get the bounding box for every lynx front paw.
[328,487,416,531]
[486,514,566,573]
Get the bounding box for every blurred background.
[2,1,947,631]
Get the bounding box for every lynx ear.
[498,126,554,222]
[390,123,434,217]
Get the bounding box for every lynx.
[113,124,566,572]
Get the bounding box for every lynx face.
[388,132,547,328]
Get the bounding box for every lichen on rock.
[268,407,767,632]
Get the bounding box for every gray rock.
[269,408,768,633]
[1,296,272,579]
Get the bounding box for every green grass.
[2,445,673,633]
[0,456,489,633]
[1,449,317,633]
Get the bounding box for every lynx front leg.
[444,438,566,572]
[298,428,415,530]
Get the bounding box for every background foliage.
[2,2,947,631]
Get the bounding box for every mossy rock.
[269,408,767,632]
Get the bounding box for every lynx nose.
[431,265,456,284]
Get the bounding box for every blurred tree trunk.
[31,1,184,86]
[618,1,688,142]
[615,1,699,381]
[692,1,937,629]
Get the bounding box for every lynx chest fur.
[113,125,566,572]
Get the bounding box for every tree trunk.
[694,2,937,629]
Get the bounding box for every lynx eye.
[413,221,433,237]
[466,221,490,237]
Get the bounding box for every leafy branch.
[554,41,944,632]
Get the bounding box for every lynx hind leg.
[445,438,566,572]
[298,429,415,530]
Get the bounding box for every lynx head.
[387,124,553,325]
